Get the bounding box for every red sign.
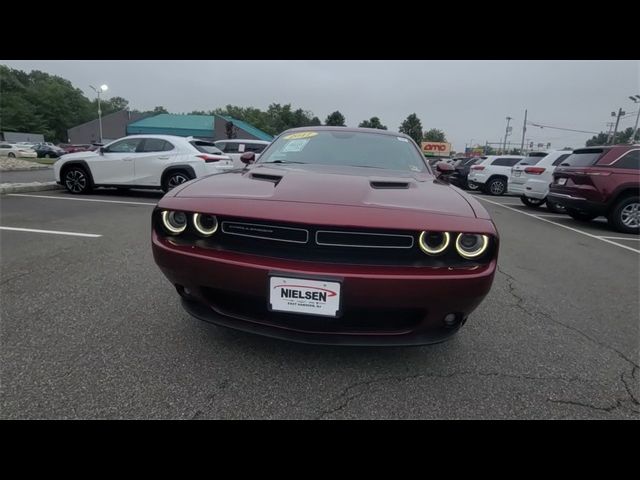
[421,142,451,156]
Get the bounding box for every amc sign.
[421,142,451,157]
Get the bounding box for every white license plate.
[513,171,521,177]
[557,178,567,185]
[269,276,341,317]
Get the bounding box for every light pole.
[90,84,109,143]
[629,95,640,144]
[610,107,625,145]
[502,116,512,153]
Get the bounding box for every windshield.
[257,130,428,173]
[560,149,605,167]
[190,141,224,155]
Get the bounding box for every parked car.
[0,142,37,159]
[508,150,573,211]
[548,145,639,233]
[152,126,499,345]
[31,143,66,158]
[467,155,525,195]
[59,144,93,154]
[449,157,483,190]
[54,135,234,194]
[214,139,271,167]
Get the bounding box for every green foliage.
[586,127,635,146]
[214,103,322,136]
[399,113,423,145]
[422,128,447,142]
[325,111,346,126]
[358,117,387,129]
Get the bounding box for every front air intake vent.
[250,173,283,184]
[370,181,410,189]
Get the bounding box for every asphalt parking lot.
[1,188,638,419]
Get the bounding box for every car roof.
[279,125,414,140]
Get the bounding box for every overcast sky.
[2,60,639,151]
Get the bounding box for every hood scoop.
[250,172,283,184]
[369,180,411,189]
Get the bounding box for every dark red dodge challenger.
[152,127,499,345]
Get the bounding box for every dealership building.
[67,112,272,144]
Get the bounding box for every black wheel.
[607,196,639,234]
[566,208,597,222]
[162,171,191,193]
[63,167,91,194]
[486,178,507,196]
[467,182,479,191]
[46,152,54,158]
[8,152,15,158]
[520,195,545,208]
[546,199,567,214]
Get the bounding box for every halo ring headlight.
[418,231,450,255]
[160,210,187,234]
[193,213,218,236]
[455,233,489,259]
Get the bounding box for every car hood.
[173,164,477,218]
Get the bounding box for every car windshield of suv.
[257,130,428,172]
[190,141,224,155]
[560,149,605,167]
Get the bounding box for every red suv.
[548,144,639,233]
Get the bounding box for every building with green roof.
[126,113,273,142]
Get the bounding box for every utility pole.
[520,109,527,152]
[629,95,640,143]
[610,108,625,144]
[503,116,512,153]
[605,122,615,143]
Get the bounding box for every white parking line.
[6,194,157,206]
[0,226,102,238]
[475,196,640,254]
[534,214,572,219]
[599,236,640,241]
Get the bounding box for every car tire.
[520,195,545,208]
[8,152,15,158]
[467,182,479,191]
[546,199,566,214]
[46,153,54,158]
[486,178,507,196]
[607,196,639,234]
[566,208,597,222]
[162,170,191,193]
[62,166,92,194]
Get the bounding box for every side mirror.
[240,152,256,165]
[99,147,106,154]
[435,161,454,179]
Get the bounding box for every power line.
[527,121,599,135]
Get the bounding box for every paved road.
[0,167,55,184]
[1,189,638,419]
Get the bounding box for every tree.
[225,121,237,139]
[152,106,169,114]
[358,117,387,130]
[399,113,423,145]
[422,128,447,142]
[325,111,346,126]
[586,127,634,146]
[214,103,323,136]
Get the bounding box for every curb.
[0,166,52,172]
[0,182,62,194]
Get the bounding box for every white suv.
[508,150,573,212]
[467,155,525,195]
[214,139,271,167]
[54,135,233,194]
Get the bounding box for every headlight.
[192,213,218,236]
[455,233,489,259]
[160,210,187,234]
[418,231,450,255]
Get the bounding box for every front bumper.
[152,231,497,346]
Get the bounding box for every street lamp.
[90,84,109,143]
[629,95,640,144]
